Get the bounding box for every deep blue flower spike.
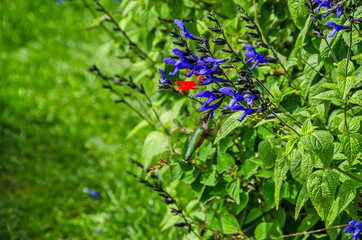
[158,69,170,84]
[204,57,229,72]
[231,105,256,122]
[200,75,222,85]
[163,49,193,75]
[219,87,245,109]
[313,0,343,18]
[243,45,267,70]
[195,91,220,105]
[325,21,348,37]
[198,101,222,119]
[174,20,195,39]
[344,220,362,240]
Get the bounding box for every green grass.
[0,2,171,239]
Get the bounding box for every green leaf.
[338,133,362,165]
[167,0,184,18]
[255,222,274,239]
[274,151,292,208]
[300,131,334,167]
[191,180,206,198]
[338,76,356,100]
[258,138,281,169]
[209,179,228,196]
[301,54,323,98]
[307,170,339,220]
[301,150,314,178]
[288,0,308,29]
[338,116,362,133]
[350,90,362,106]
[337,58,355,78]
[245,208,264,224]
[161,214,182,231]
[141,131,168,167]
[262,179,275,207]
[217,153,235,172]
[181,167,200,184]
[301,119,314,135]
[221,214,240,234]
[295,182,309,220]
[320,82,338,90]
[214,112,243,144]
[295,18,311,68]
[296,213,320,235]
[273,208,287,228]
[126,120,149,139]
[200,165,217,186]
[327,179,362,226]
[221,0,237,18]
[285,138,298,155]
[235,192,249,214]
[312,90,343,102]
[270,84,283,103]
[198,141,214,162]
[227,178,240,204]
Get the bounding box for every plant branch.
[94,0,156,65]
[81,0,118,41]
[260,224,348,240]
[333,165,362,183]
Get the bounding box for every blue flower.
[313,0,343,18]
[219,87,245,109]
[158,69,170,84]
[325,21,348,37]
[200,75,223,85]
[198,100,223,119]
[314,0,331,14]
[174,20,195,39]
[163,49,193,75]
[335,6,343,18]
[86,189,100,199]
[244,94,256,106]
[204,57,229,72]
[195,91,220,105]
[56,0,68,4]
[344,220,362,240]
[231,105,256,122]
[243,45,268,70]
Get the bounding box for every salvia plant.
[59,0,362,239]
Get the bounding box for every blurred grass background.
[0,1,171,239]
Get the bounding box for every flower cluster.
[314,0,343,18]
[344,220,362,240]
[311,0,348,38]
[158,17,270,122]
[148,158,170,174]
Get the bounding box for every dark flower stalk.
[93,0,156,65]
[306,0,338,63]
[88,65,170,134]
